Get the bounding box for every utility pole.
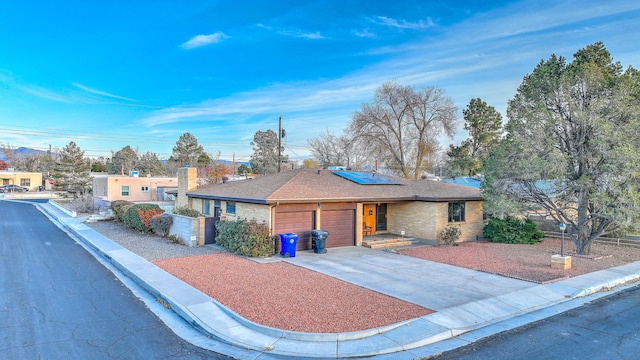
[278,115,282,173]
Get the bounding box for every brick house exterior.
[179,168,484,252]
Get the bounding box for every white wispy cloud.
[352,28,376,38]
[72,83,136,102]
[297,31,324,39]
[143,0,640,158]
[181,32,230,49]
[257,23,326,39]
[369,16,436,30]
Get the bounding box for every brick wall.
[176,167,197,208]
[388,202,440,240]
[387,200,484,243]
[237,202,271,224]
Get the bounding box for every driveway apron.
[282,246,537,311]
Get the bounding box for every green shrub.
[215,219,274,257]
[483,216,545,244]
[111,200,133,222]
[172,206,202,218]
[122,203,164,232]
[438,224,461,246]
[167,234,180,244]
[150,213,173,236]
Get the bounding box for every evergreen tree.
[137,151,166,176]
[483,42,640,255]
[107,145,139,175]
[250,129,287,174]
[52,141,91,198]
[447,98,503,176]
[171,132,205,167]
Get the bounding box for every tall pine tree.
[53,141,91,198]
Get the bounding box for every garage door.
[274,210,314,252]
[322,209,355,248]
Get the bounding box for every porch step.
[362,238,413,249]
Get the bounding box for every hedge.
[149,213,173,237]
[483,216,545,244]
[215,219,274,257]
[172,206,202,218]
[111,200,133,222]
[122,203,164,233]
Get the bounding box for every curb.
[38,202,453,358]
[36,201,640,359]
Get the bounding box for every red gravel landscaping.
[153,253,434,333]
[398,238,640,284]
[87,220,640,333]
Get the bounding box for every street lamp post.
[559,223,566,257]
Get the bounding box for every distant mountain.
[0,147,248,167]
[0,147,49,162]
[217,159,250,167]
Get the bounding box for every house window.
[141,186,149,192]
[121,186,130,196]
[448,202,465,222]
[20,178,30,187]
[214,200,221,217]
[226,201,236,215]
[202,199,210,215]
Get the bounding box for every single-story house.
[177,167,484,253]
[0,170,43,191]
[93,174,177,203]
[440,176,482,188]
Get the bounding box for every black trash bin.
[311,229,329,254]
[279,233,298,257]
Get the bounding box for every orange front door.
[363,203,376,233]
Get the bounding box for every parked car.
[0,184,29,193]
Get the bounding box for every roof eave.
[186,193,269,204]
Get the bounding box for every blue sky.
[1,1,639,163]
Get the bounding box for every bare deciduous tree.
[348,81,456,178]
[307,131,358,169]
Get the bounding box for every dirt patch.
[398,238,640,284]
[153,253,434,333]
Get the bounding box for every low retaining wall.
[167,213,204,247]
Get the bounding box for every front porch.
[361,232,437,249]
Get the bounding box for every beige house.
[93,174,178,202]
[0,170,43,191]
[178,168,484,253]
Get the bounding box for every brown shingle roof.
[187,168,482,204]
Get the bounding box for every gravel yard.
[85,220,640,332]
[86,220,221,261]
[86,220,434,333]
[398,238,640,284]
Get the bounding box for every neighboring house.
[0,170,43,191]
[177,167,484,253]
[93,174,178,203]
[440,176,482,188]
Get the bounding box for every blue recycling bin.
[279,233,298,258]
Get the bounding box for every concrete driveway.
[283,246,537,311]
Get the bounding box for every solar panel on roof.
[333,171,404,185]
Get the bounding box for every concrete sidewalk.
[38,201,640,359]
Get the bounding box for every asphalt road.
[430,284,640,360]
[0,200,230,359]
